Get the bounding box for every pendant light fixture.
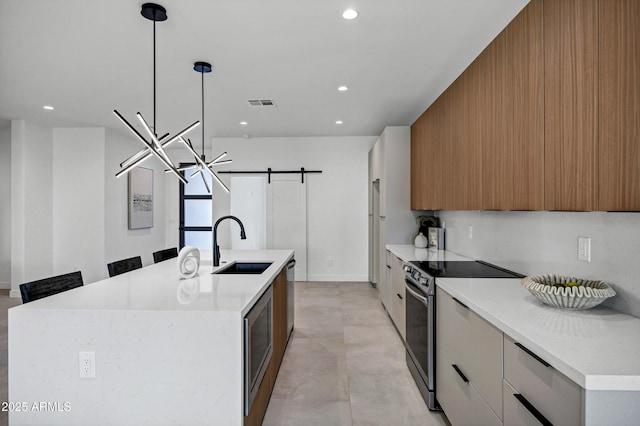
[173,61,232,193]
[113,3,200,185]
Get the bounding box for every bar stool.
[107,256,143,277]
[152,247,178,264]
[19,271,84,303]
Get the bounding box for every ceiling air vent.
[248,99,276,107]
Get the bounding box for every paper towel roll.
[177,246,200,279]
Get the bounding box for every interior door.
[230,176,267,249]
[267,176,307,281]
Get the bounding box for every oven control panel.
[404,264,435,295]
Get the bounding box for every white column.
[52,128,106,284]
[10,120,54,297]
[0,127,11,289]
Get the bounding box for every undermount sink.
[213,262,273,275]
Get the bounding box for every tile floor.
[263,282,450,426]
[0,284,450,426]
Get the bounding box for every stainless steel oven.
[244,286,273,415]
[404,264,437,409]
[404,260,524,411]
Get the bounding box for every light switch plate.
[578,237,591,262]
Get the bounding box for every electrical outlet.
[467,226,473,240]
[578,237,591,262]
[79,351,96,378]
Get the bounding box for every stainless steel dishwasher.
[286,258,296,339]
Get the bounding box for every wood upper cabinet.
[450,71,482,210]
[544,0,599,211]
[411,114,428,210]
[479,31,508,210]
[411,0,638,211]
[598,0,640,211]
[411,91,451,210]
[482,0,544,211]
[430,92,452,210]
[505,0,544,210]
[411,0,543,211]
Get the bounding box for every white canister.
[414,232,428,248]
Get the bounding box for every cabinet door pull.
[452,297,469,309]
[514,342,551,368]
[396,293,403,300]
[513,393,553,426]
[451,364,469,383]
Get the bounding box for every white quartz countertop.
[437,277,640,391]
[12,249,294,316]
[386,244,472,263]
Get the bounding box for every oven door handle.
[404,280,428,305]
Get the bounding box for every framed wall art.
[128,166,154,229]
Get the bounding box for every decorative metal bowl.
[521,274,616,310]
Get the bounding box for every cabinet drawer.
[504,335,583,426]
[504,379,552,426]
[437,357,502,426]
[436,288,503,420]
[391,255,405,294]
[391,286,406,339]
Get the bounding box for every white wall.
[52,128,106,284]
[10,120,53,296]
[8,126,372,287]
[8,124,171,296]
[104,129,170,269]
[167,136,376,281]
[0,127,11,288]
[439,210,640,318]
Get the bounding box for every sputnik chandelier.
[113,3,199,185]
[172,62,232,193]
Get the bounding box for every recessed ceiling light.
[338,86,349,92]
[240,121,248,126]
[342,9,358,20]
[336,120,344,125]
[43,105,54,110]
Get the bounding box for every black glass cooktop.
[409,260,524,279]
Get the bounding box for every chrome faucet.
[213,215,247,266]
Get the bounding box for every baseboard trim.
[9,289,21,298]
[306,274,369,282]
[0,281,10,290]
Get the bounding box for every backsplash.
[437,210,640,318]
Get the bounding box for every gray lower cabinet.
[437,285,640,425]
[380,250,392,312]
[436,287,503,425]
[503,334,583,426]
[390,253,406,340]
[437,287,585,426]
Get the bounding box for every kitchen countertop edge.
[10,249,295,316]
[436,277,640,392]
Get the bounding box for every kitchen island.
[8,249,293,426]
